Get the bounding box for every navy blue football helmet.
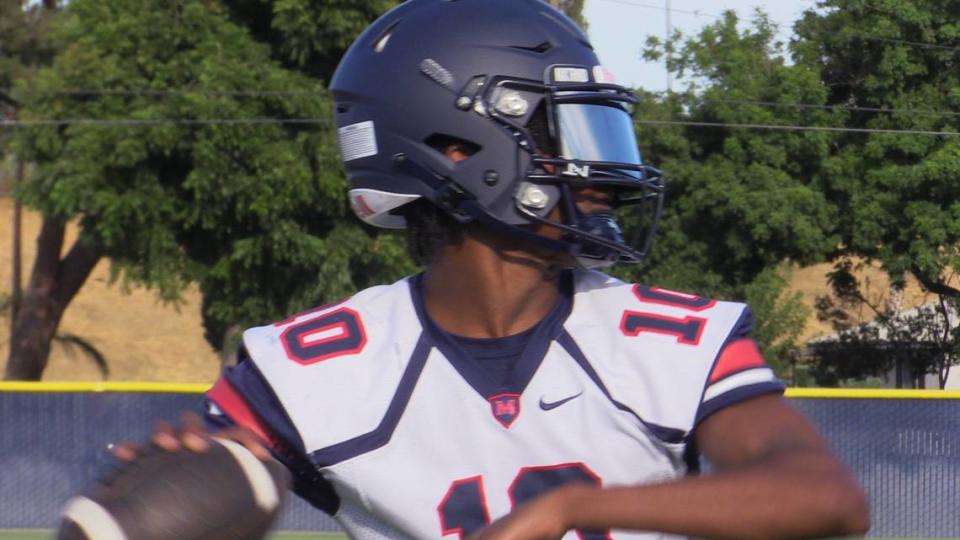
[330,0,663,268]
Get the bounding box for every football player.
[129,1,870,538]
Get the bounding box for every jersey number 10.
[438,463,611,539]
[619,285,715,346]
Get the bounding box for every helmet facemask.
[481,66,664,269]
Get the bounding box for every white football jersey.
[207,270,782,539]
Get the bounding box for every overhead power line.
[0,116,957,136]
[695,98,960,119]
[3,88,959,121]
[0,88,322,97]
[636,119,960,137]
[0,117,328,127]
[861,36,960,52]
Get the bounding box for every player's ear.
[424,134,480,163]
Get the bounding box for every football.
[56,438,291,540]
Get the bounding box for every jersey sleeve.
[694,308,785,426]
[204,347,340,514]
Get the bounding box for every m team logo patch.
[488,394,521,428]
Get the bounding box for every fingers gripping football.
[57,438,290,540]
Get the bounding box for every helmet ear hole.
[424,134,481,160]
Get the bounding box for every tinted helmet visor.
[556,102,642,179]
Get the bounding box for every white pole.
[665,0,672,93]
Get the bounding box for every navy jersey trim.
[219,351,308,454]
[710,364,772,385]
[205,353,341,514]
[695,381,786,426]
[556,330,687,444]
[409,273,574,398]
[694,307,755,421]
[308,334,432,468]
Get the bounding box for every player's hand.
[111,411,270,461]
[466,487,573,540]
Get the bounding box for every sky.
[584,0,819,91]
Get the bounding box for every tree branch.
[910,265,960,298]
[0,90,18,109]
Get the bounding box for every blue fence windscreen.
[0,391,956,537]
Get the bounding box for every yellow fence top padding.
[0,381,210,393]
[2,382,960,398]
[785,387,960,399]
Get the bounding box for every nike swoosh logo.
[539,392,583,411]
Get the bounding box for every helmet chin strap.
[459,200,579,257]
[397,154,646,269]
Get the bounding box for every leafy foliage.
[5,0,595,377]
[546,0,587,29]
[794,0,960,297]
[9,0,960,385]
[15,0,414,353]
[0,0,60,93]
[613,3,960,382]
[627,11,839,294]
[221,0,397,82]
[789,0,960,385]
[743,266,810,377]
[811,298,959,388]
[610,11,839,372]
[1,0,61,156]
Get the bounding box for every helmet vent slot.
[372,20,401,53]
[509,41,553,54]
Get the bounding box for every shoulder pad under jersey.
[241,277,423,453]
[564,270,773,439]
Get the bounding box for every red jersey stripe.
[206,376,276,450]
[708,338,767,384]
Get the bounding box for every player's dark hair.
[401,198,465,266]
[399,134,480,265]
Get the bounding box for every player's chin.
[545,253,577,274]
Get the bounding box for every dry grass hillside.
[789,262,934,339]
[0,196,936,382]
[0,197,221,382]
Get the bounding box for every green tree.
[4,0,594,379]
[1,0,61,358]
[793,0,960,297]
[636,11,840,291]
[6,0,412,380]
[0,0,60,99]
[812,294,958,388]
[617,11,839,372]
[743,266,810,377]
[547,0,587,29]
[202,0,401,356]
[222,0,397,82]
[789,0,960,384]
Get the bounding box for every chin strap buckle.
[433,181,475,222]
